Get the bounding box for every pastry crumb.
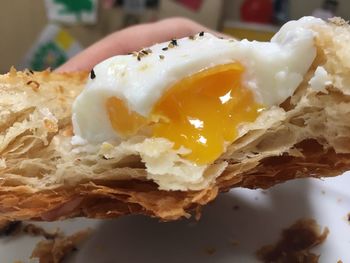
[0,220,22,236]
[328,17,349,26]
[23,223,62,240]
[195,206,202,220]
[0,220,60,239]
[256,218,329,263]
[31,229,92,263]
[0,220,91,263]
[204,247,216,255]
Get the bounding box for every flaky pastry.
[1,18,350,221]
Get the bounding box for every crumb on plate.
[0,220,61,239]
[256,218,329,263]
[204,247,216,255]
[31,229,92,263]
[0,220,22,236]
[0,219,92,263]
[23,223,62,240]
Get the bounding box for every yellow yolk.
[106,63,264,164]
[152,63,264,164]
[106,97,147,137]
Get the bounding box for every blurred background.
[0,0,345,73]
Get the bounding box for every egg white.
[72,16,325,144]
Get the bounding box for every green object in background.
[30,42,67,71]
[21,24,82,71]
[45,0,98,24]
[53,0,94,20]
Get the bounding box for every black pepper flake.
[199,31,205,36]
[162,47,168,51]
[135,50,149,61]
[26,80,40,91]
[29,69,34,74]
[90,69,96,79]
[159,55,165,60]
[171,39,178,46]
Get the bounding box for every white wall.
[223,0,350,21]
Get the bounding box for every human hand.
[56,17,226,72]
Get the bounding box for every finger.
[56,17,226,72]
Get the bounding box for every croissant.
[1,17,350,221]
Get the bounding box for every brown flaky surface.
[2,19,350,221]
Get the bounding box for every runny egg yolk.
[106,63,264,165]
[106,97,147,137]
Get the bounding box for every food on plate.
[72,16,317,190]
[1,17,350,221]
[31,228,92,263]
[256,218,329,262]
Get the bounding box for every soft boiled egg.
[72,17,324,166]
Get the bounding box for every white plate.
[2,173,350,263]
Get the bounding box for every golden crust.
[1,20,350,221]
